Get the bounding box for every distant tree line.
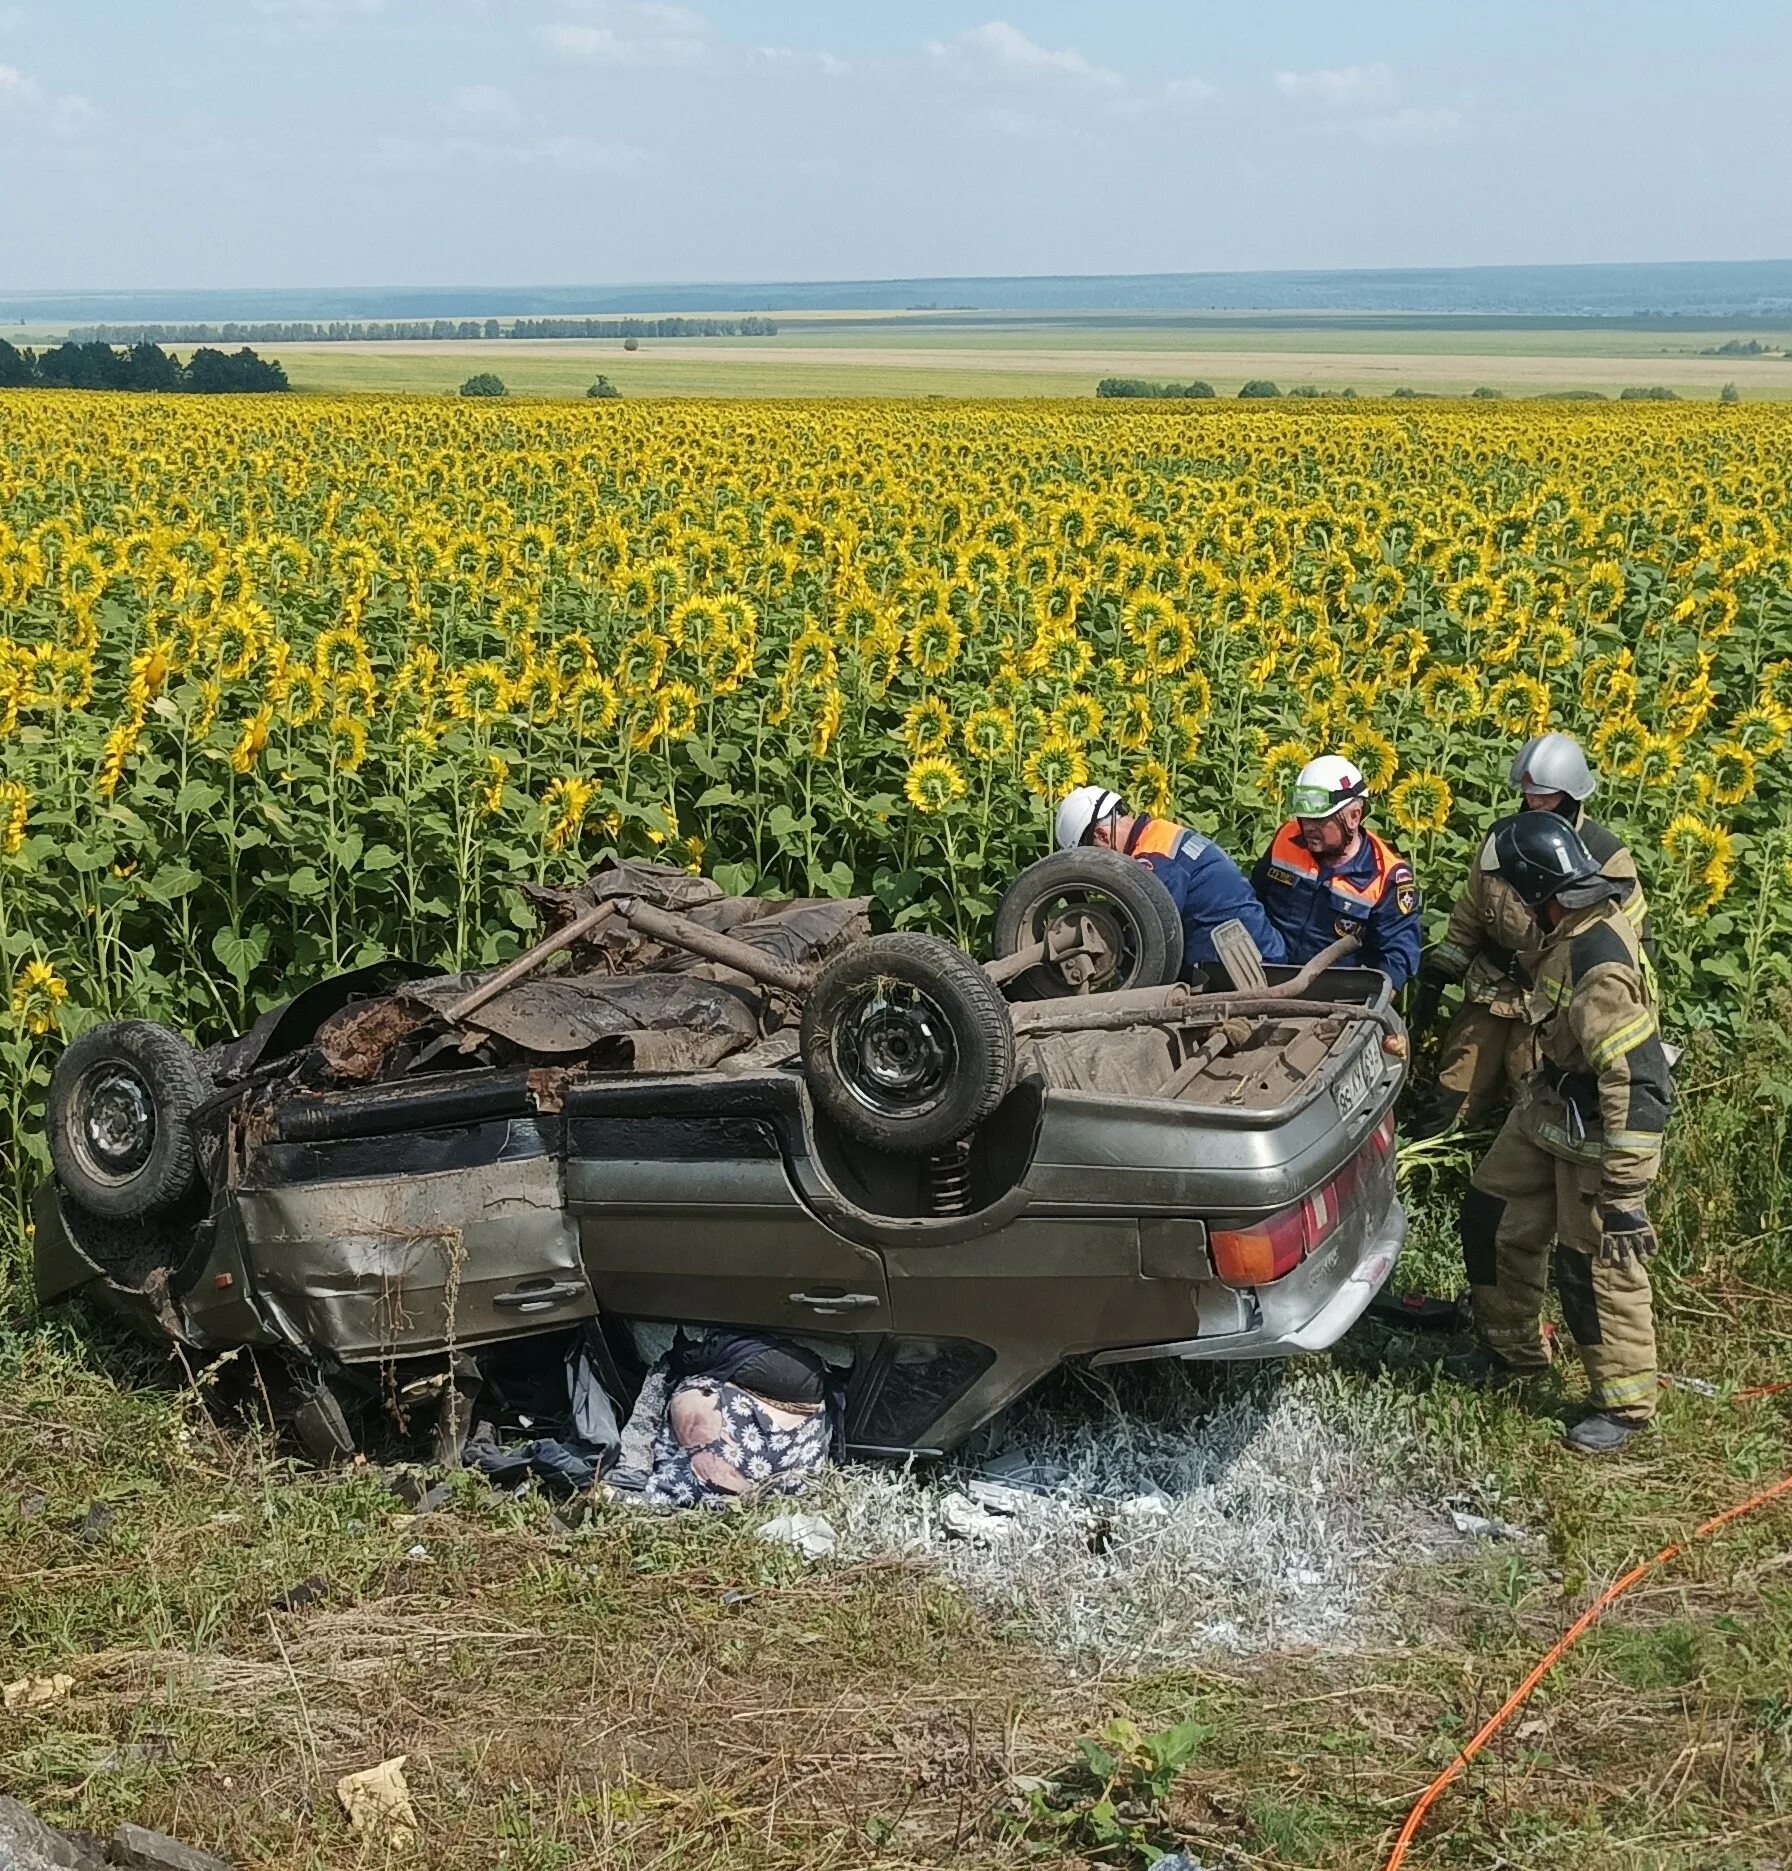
[0,339,288,393]
[1699,338,1782,357]
[82,320,505,343]
[508,317,779,339]
[1096,377,1216,398]
[73,314,777,344]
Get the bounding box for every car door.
[562,1083,891,1337]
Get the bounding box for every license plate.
[1334,1043,1381,1120]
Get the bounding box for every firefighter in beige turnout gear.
[1460,811,1672,1454]
[1413,733,1647,1134]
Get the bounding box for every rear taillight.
[1209,1112,1395,1288]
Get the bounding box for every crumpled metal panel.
[239,1150,594,1360]
[400,971,764,1060]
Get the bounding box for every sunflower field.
[3,391,1791,1212]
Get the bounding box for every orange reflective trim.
[1128,817,1186,861]
[1268,822,1319,877]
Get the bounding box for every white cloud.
[1274,62,1398,109]
[0,60,92,134]
[926,20,1121,88]
[1164,76,1217,104]
[1347,105,1465,148]
[543,2,710,68]
[372,131,649,177]
[750,45,850,78]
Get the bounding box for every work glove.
[1597,1203,1660,1263]
[1409,969,1447,1034]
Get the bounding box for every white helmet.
[1054,785,1125,851]
[1509,732,1596,803]
[1288,754,1367,821]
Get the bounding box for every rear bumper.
[1091,1190,1405,1367]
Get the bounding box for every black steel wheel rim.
[830,977,958,1120]
[73,1064,157,1183]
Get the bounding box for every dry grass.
[3,1038,1791,1867]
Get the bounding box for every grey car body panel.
[239,1146,595,1362]
[33,963,1408,1456]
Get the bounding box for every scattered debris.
[756,1513,837,1559]
[1449,1508,1528,1541]
[938,1491,1010,1545]
[70,1503,116,1545]
[964,1478,1035,1516]
[336,1757,419,1850]
[823,1363,1451,1664]
[1660,1372,1718,1398]
[387,1472,453,1515]
[268,1576,325,1614]
[3,1672,75,1711]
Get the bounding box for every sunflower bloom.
[541,775,595,853]
[1701,739,1757,808]
[1259,739,1310,804]
[0,778,29,855]
[9,958,68,1036]
[1021,735,1089,800]
[962,706,1015,764]
[903,753,968,815]
[901,696,953,756]
[229,705,274,775]
[1389,771,1453,836]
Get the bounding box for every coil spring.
[927,1140,973,1216]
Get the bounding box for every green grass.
[3,1017,1789,1867]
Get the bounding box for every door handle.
[493,1279,586,1312]
[788,1290,881,1314]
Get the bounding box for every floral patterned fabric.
[643,1376,831,1508]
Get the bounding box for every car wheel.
[47,1021,206,1222]
[992,848,1184,999]
[801,933,1014,1155]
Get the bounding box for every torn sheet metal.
[400,971,765,1060]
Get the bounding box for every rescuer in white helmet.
[1054,785,1286,981]
[1249,754,1421,990]
[1410,732,1650,1134]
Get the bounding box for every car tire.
[992,848,1184,999]
[47,1021,206,1222]
[801,933,1015,1155]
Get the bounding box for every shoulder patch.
[1580,819,1624,866]
[1569,919,1634,981]
[1396,880,1419,918]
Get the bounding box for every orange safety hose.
[1382,1458,1792,1870]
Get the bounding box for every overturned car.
[35,852,1409,1461]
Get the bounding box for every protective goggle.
[1289,780,1365,817]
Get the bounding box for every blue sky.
[1,0,1788,290]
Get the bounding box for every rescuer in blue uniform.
[1250,755,1421,990]
[1055,786,1286,978]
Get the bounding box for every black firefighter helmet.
[1491,810,1604,908]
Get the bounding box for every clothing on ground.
[1120,815,1286,973]
[1251,821,1421,989]
[643,1376,831,1508]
